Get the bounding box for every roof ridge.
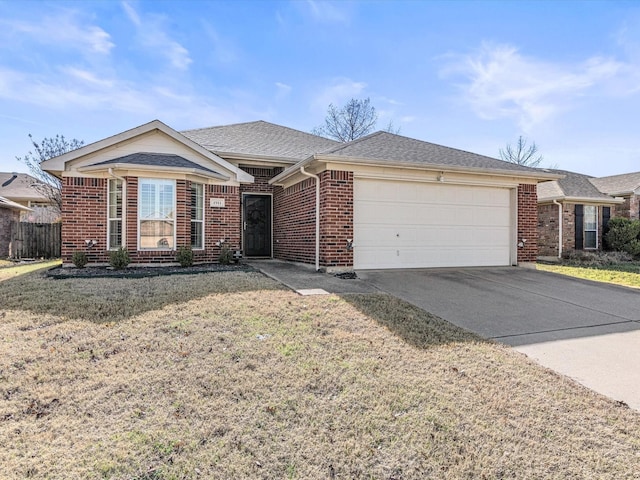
[594,171,640,180]
[180,120,267,134]
[320,130,387,154]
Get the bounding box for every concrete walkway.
[250,260,640,410]
[247,259,378,295]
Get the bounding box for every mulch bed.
[47,262,255,279]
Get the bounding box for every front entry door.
[243,194,272,256]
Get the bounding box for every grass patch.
[0,260,61,282]
[1,273,639,478]
[0,267,281,322]
[538,263,640,288]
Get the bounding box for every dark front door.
[243,194,272,256]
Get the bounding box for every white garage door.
[354,179,513,269]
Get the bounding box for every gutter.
[552,199,563,258]
[299,166,320,272]
[108,168,126,248]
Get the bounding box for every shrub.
[109,247,131,270]
[605,217,640,257]
[71,251,88,268]
[561,250,634,266]
[176,246,194,267]
[219,243,233,265]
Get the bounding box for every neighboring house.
[0,196,32,258]
[537,169,624,258]
[41,120,557,269]
[590,172,640,221]
[0,172,59,222]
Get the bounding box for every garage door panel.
[354,179,513,269]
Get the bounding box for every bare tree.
[16,134,84,213]
[313,98,379,142]
[499,136,543,168]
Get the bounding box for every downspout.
[300,166,320,272]
[108,168,126,248]
[552,199,562,258]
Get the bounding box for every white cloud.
[0,11,114,55]
[441,43,624,132]
[311,78,367,112]
[121,2,192,70]
[304,0,350,24]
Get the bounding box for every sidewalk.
[247,259,378,295]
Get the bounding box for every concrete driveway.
[358,267,640,409]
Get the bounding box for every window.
[190,183,204,249]
[138,179,175,249]
[108,179,122,249]
[584,205,597,249]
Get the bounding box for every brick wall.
[537,203,559,257]
[273,178,316,264]
[319,170,353,268]
[61,177,108,264]
[61,176,241,265]
[0,208,19,257]
[615,195,640,220]
[517,184,538,263]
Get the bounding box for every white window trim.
[137,178,177,251]
[191,182,205,250]
[107,178,123,250]
[583,205,598,250]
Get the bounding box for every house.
[537,169,624,258]
[0,172,59,222]
[590,172,640,221]
[41,120,558,269]
[0,196,32,258]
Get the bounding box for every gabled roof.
[537,169,621,204]
[0,172,49,202]
[272,130,561,184]
[41,120,253,183]
[81,153,227,180]
[590,171,640,196]
[0,195,33,211]
[181,120,340,162]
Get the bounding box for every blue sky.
[1,0,639,177]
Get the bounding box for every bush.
[219,243,233,265]
[176,246,194,267]
[562,250,634,266]
[605,217,640,257]
[109,247,130,270]
[71,251,88,268]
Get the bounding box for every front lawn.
[537,263,640,288]
[1,268,639,478]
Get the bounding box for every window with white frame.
[584,205,597,249]
[138,178,175,249]
[108,178,123,249]
[190,183,204,249]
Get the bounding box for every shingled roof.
[88,153,222,175]
[0,172,49,202]
[537,169,616,202]
[590,172,640,195]
[319,131,544,173]
[181,120,340,161]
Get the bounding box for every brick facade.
[538,201,613,257]
[517,184,538,263]
[0,208,20,257]
[61,176,240,265]
[273,177,316,264]
[615,194,640,221]
[319,170,353,268]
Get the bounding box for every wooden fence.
[10,222,61,259]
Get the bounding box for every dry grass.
[538,263,640,289]
[1,271,640,478]
[0,260,60,282]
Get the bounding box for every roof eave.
[270,154,563,185]
[212,151,300,166]
[538,195,625,205]
[77,163,230,182]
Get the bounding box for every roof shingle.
[537,169,614,201]
[590,172,640,195]
[89,153,221,175]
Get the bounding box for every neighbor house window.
[190,183,204,249]
[138,178,175,249]
[108,179,123,249]
[584,205,597,249]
